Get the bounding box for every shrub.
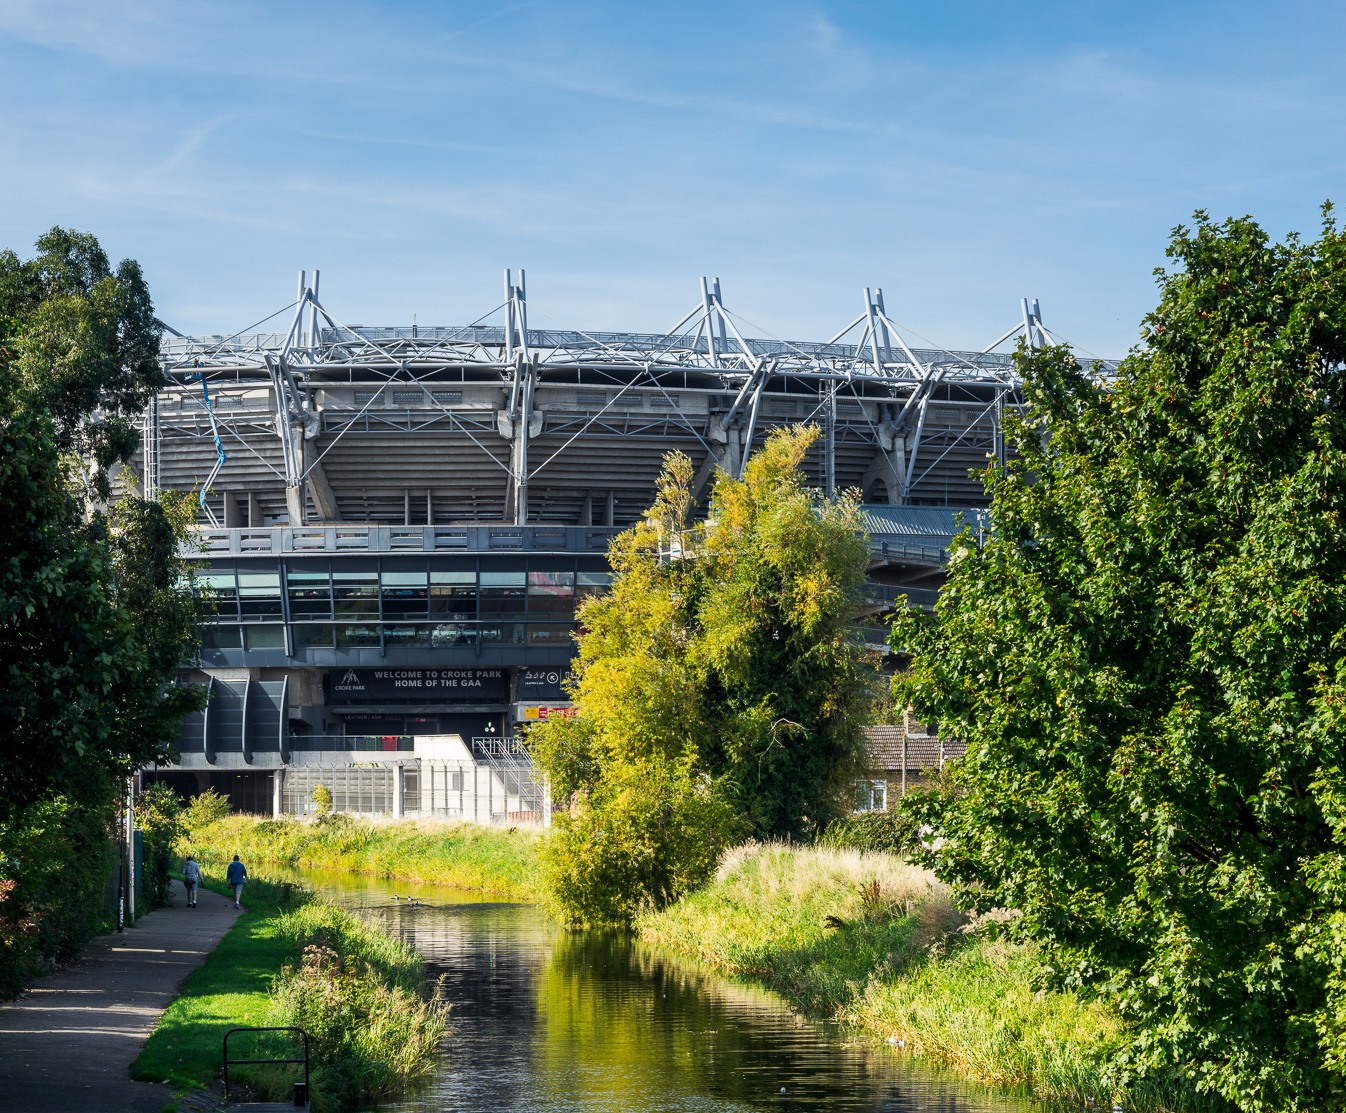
[818,807,920,856]
[0,785,119,997]
[266,903,449,1108]
[135,782,182,909]
[310,785,332,818]
[180,788,230,838]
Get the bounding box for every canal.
[292,868,1032,1113]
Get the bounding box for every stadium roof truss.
[143,270,1115,530]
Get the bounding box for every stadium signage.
[326,668,506,704]
[522,705,577,720]
[517,667,571,702]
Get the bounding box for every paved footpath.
[0,879,237,1113]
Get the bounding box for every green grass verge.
[132,875,447,1112]
[132,877,296,1095]
[638,843,1229,1113]
[182,813,542,899]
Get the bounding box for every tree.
[0,227,161,497]
[0,229,202,824]
[531,425,874,925]
[891,209,1346,1110]
[0,229,202,992]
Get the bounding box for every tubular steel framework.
[140,271,1115,530]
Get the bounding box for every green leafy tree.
[135,782,183,909]
[532,425,874,925]
[0,229,203,993]
[179,787,231,841]
[0,231,203,824]
[892,209,1346,1110]
[0,227,160,497]
[311,784,333,818]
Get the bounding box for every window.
[527,570,575,617]
[335,623,381,648]
[200,625,242,650]
[854,780,887,813]
[287,569,332,617]
[480,622,525,645]
[381,570,428,618]
[238,572,282,618]
[243,624,285,650]
[480,570,526,616]
[576,571,613,599]
[430,570,476,617]
[333,570,379,617]
[430,622,477,647]
[293,624,334,652]
[384,624,432,648]
[196,570,239,617]
[527,624,574,647]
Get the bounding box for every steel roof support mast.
[502,269,537,525]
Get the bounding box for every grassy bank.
[638,843,1225,1113]
[133,875,447,1112]
[186,813,543,899]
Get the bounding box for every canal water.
[290,869,1032,1113]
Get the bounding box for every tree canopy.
[0,229,201,823]
[531,425,875,925]
[892,209,1346,1110]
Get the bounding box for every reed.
[183,812,542,899]
[132,876,447,1112]
[639,843,1228,1113]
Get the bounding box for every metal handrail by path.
[223,1025,310,1107]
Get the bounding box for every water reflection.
[284,869,1029,1113]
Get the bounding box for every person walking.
[182,855,204,907]
[225,854,248,909]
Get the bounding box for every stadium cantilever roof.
[140,271,1116,531]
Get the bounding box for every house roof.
[862,724,966,772]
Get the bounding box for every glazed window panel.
[199,625,242,650]
[335,623,381,648]
[243,624,286,650]
[480,570,526,616]
[526,624,575,647]
[384,624,432,648]
[429,622,478,647]
[196,570,239,616]
[381,570,429,618]
[527,571,575,616]
[293,624,335,651]
[430,571,477,618]
[480,622,525,645]
[287,570,333,617]
[333,571,379,617]
[576,571,613,599]
[238,572,283,618]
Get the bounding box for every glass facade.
[194,555,612,666]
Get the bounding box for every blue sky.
[2,0,1343,359]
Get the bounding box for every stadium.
[136,270,1104,820]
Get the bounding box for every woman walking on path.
[182,856,203,907]
[225,855,247,909]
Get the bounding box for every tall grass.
[133,876,447,1112]
[639,843,1228,1113]
[184,813,542,899]
[641,843,961,1014]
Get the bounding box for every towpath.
[0,879,235,1113]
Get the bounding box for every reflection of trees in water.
[535,931,1008,1113]
[289,870,1022,1113]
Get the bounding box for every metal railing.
[223,1025,309,1106]
[185,523,621,556]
